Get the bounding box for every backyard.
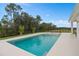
[0,3,79,56]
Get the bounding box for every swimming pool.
[8,34,60,56]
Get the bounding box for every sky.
[0,3,76,27]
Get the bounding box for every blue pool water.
[8,34,60,56]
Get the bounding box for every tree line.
[0,3,56,38]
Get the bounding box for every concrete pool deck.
[47,33,79,56]
[0,32,79,56]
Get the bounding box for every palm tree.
[19,25,24,35]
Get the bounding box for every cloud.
[45,14,50,17]
[52,20,77,27]
[18,3,31,7]
[42,19,77,27]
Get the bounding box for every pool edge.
[0,32,60,56]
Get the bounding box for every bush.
[19,25,24,35]
[31,27,36,33]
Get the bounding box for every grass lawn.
[0,28,76,40]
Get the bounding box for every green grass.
[0,34,28,40]
[0,28,77,40]
[0,32,38,40]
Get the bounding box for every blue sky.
[0,3,75,27]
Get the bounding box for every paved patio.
[47,33,79,56]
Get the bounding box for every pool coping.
[0,32,61,56]
[46,33,63,56]
[3,32,60,41]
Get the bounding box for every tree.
[20,11,37,33]
[29,16,37,33]
[5,3,22,34]
[20,11,30,33]
[0,21,1,32]
[0,3,57,38]
[39,22,55,32]
[0,21,1,27]
[1,15,9,36]
[35,15,42,24]
[31,15,42,32]
[5,3,22,21]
